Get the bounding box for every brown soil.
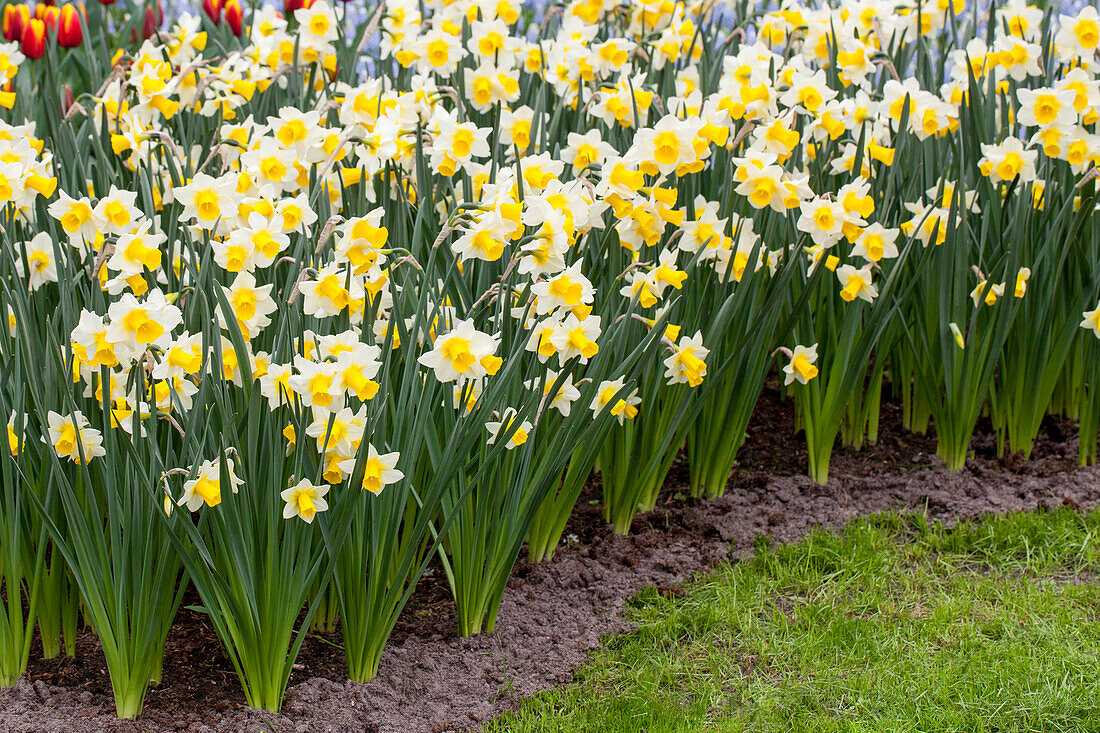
[2,389,1099,732]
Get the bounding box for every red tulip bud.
[141,4,157,38]
[202,0,222,25]
[20,17,45,59]
[224,0,243,36]
[284,0,304,15]
[57,4,82,48]
[61,84,75,115]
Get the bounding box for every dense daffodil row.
[0,0,1098,719]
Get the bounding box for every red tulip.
[202,0,222,25]
[284,0,304,14]
[57,4,82,47]
[20,18,45,59]
[98,0,116,5]
[224,0,243,36]
[3,5,30,43]
[38,5,60,34]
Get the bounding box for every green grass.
[489,509,1100,732]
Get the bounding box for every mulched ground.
[2,389,1098,732]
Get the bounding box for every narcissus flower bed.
[0,0,1098,722]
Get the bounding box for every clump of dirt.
[2,390,1099,732]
